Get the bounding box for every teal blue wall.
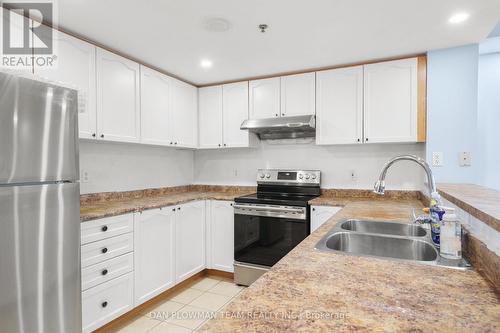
[478,37,500,190]
[426,44,479,184]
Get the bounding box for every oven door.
[233,203,309,267]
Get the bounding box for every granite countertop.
[199,197,500,332]
[438,183,500,232]
[80,187,255,222]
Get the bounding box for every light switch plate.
[432,152,444,167]
[459,152,471,167]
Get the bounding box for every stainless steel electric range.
[233,169,321,286]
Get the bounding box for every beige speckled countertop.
[199,197,500,332]
[438,183,500,232]
[80,186,255,222]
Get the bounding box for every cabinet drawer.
[81,233,133,268]
[82,272,134,333]
[81,213,133,245]
[82,253,134,291]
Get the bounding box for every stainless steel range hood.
[240,115,316,140]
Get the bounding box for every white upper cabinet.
[280,72,315,117]
[141,68,197,149]
[363,58,418,143]
[134,208,175,306]
[34,30,97,139]
[171,79,198,148]
[223,81,253,147]
[209,201,234,272]
[316,66,363,145]
[140,66,172,146]
[175,201,205,282]
[198,86,223,148]
[96,48,140,143]
[249,74,315,119]
[249,77,280,119]
[198,82,255,149]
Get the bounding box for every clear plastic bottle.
[440,209,462,259]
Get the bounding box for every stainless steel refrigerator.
[0,71,82,332]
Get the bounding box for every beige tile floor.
[108,276,245,333]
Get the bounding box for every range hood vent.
[240,115,316,140]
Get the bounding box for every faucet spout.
[373,155,440,204]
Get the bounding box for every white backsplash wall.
[194,141,426,190]
[79,141,194,194]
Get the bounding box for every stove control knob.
[265,173,271,179]
[259,173,265,179]
[299,174,303,179]
[312,174,317,180]
[305,174,310,180]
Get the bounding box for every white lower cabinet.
[82,253,134,291]
[82,272,134,333]
[175,201,206,282]
[80,213,135,333]
[134,208,175,306]
[311,206,341,233]
[81,213,134,245]
[80,199,230,332]
[208,200,234,272]
[81,232,134,268]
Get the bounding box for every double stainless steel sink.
[316,219,470,269]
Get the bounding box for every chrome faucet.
[373,155,441,205]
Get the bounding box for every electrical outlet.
[81,170,90,183]
[350,170,358,182]
[459,152,471,167]
[432,152,444,167]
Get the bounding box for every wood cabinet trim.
[200,53,426,88]
[417,55,427,142]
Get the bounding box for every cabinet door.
[175,201,205,282]
[210,201,234,272]
[363,58,418,143]
[140,66,172,146]
[198,86,223,148]
[82,272,134,333]
[223,82,250,147]
[96,48,140,143]
[316,66,363,145]
[34,30,97,139]
[172,79,198,148]
[134,208,175,306]
[311,206,341,233]
[280,72,315,117]
[249,77,280,119]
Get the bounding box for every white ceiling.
[56,0,500,85]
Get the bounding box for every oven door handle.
[233,204,304,214]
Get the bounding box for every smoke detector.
[203,18,232,32]
[259,24,268,33]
